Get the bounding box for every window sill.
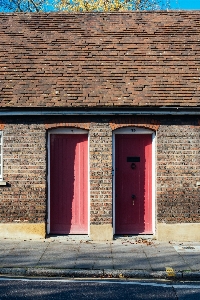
[0,181,7,186]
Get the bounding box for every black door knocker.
[131,163,136,170]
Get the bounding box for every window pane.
[0,133,2,178]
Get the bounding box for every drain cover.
[174,245,200,252]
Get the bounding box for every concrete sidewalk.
[0,236,200,280]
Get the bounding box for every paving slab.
[38,260,76,268]
[40,249,77,257]
[75,260,94,269]
[0,241,20,250]
[0,238,200,279]
[93,259,114,269]
[16,241,48,248]
[1,255,42,267]
[113,259,151,270]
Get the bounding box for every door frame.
[47,128,90,235]
[112,127,156,235]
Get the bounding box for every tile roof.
[0,12,200,108]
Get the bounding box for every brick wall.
[0,119,46,223]
[89,121,113,225]
[0,117,114,226]
[0,116,199,227]
[157,117,200,223]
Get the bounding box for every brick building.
[0,12,200,241]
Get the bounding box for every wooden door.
[50,134,88,234]
[115,134,152,234]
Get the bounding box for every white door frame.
[47,128,90,235]
[112,127,156,235]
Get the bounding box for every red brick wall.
[90,121,113,225]
[0,120,46,223]
[0,117,199,227]
[157,117,200,223]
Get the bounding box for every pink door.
[50,134,88,234]
[115,134,152,234]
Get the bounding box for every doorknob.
[131,163,136,169]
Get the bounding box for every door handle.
[131,163,136,169]
[132,194,136,205]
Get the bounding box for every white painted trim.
[0,181,6,186]
[49,128,88,134]
[47,132,50,234]
[112,126,156,235]
[112,134,116,234]
[114,127,154,134]
[0,131,3,181]
[152,132,156,235]
[47,128,89,235]
[88,133,90,236]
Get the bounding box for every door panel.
[115,134,152,234]
[50,134,88,234]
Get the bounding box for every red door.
[50,134,88,234]
[115,134,152,234]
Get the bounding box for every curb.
[1,267,200,280]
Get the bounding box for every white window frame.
[0,131,3,180]
[0,131,6,185]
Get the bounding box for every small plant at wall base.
[0,0,170,12]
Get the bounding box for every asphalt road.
[1,278,200,299]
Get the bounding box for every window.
[0,131,2,180]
